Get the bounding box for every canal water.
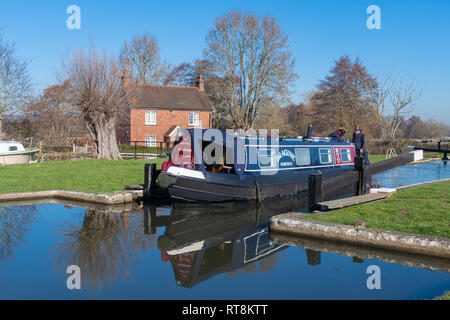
[372,160,450,188]
[0,160,448,299]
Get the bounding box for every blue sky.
[0,0,449,123]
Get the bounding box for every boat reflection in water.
[154,195,308,288]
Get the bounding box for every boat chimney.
[304,124,313,141]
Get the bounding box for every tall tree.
[63,48,128,160]
[119,34,170,84]
[311,56,378,135]
[371,77,420,140]
[0,36,32,138]
[202,10,297,130]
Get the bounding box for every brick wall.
[129,109,211,142]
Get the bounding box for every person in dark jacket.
[327,128,346,141]
[352,125,370,163]
[352,126,365,157]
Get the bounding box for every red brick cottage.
[117,74,212,147]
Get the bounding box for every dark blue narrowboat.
[157,127,356,202]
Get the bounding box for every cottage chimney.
[122,68,129,86]
[197,75,204,91]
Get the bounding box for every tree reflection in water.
[0,205,38,290]
[0,205,38,264]
[53,208,157,290]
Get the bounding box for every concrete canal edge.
[270,212,450,259]
[0,189,143,205]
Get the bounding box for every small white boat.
[0,141,39,165]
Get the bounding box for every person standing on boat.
[352,125,369,163]
[327,128,346,141]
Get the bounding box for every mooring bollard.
[308,172,322,212]
[144,163,157,200]
[355,157,365,195]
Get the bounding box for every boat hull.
[0,149,38,165]
[159,165,355,202]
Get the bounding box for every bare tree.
[119,34,170,84]
[163,62,197,86]
[203,11,298,130]
[0,36,32,138]
[63,48,128,159]
[371,77,420,140]
[26,80,85,147]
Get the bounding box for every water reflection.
[156,196,308,287]
[271,234,450,274]
[0,192,448,297]
[0,205,38,264]
[52,207,158,289]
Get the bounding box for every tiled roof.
[129,84,212,111]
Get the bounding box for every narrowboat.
[157,126,356,202]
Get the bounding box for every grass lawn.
[0,158,166,194]
[368,154,386,163]
[303,180,450,238]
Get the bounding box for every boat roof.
[185,128,351,145]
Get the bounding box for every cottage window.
[145,137,156,147]
[295,148,310,166]
[145,111,157,125]
[319,148,333,164]
[189,112,199,126]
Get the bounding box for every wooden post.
[144,163,157,200]
[134,141,137,160]
[440,141,449,161]
[308,172,322,212]
[160,142,163,157]
[355,157,365,195]
[39,141,43,162]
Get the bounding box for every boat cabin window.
[295,148,310,166]
[340,148,352,162]
[319,148,332,164]
[8,146,18,152]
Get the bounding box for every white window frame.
[145,137,156,147]
[145,111,157,126]
[340,148,352,163]
[188,112,199,126]
[319,148,333,164]
[295,148,311,166]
